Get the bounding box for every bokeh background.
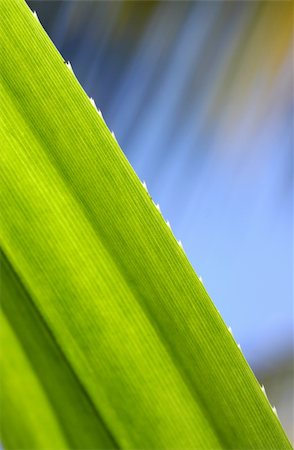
[27,0,293,442]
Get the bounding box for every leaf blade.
[0,0,291,448]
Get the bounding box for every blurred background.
[27,0,293,442]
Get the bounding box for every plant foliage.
[0,1,292,449]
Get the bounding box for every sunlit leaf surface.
[0,1,292,449]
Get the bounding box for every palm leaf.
[0,1,291,448]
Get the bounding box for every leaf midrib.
[1,249,120,449]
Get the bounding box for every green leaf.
[0,0,291,448]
